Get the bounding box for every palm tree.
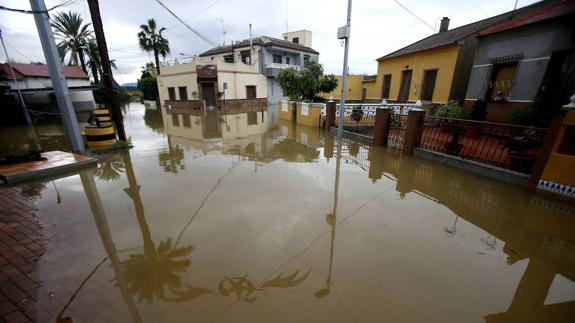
[51,11,93,74]
[137,19,170,75]
[86,38,117,84]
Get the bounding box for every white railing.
[266,63,301,70]
[324,101,423,117]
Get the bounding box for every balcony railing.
[266,63,301,70]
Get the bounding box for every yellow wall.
[322,75,380,101]
[375,44,460,104]
[541,110,575,186]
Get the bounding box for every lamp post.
[336,0,352,142]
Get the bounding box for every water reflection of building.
[331,140,575,323]
[160,104,321,165]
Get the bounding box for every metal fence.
[420,117,548,174]
[388,114,408,149]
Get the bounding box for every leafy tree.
[138,19,170,75]
[277,61,338,102]
[137,64,159,101]
[51,11,93,74]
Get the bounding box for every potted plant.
[504,128,543,173]
[434,102,467,133]
[468,98,487,139]
[351,105,364,123]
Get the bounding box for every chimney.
[439,17,450,32]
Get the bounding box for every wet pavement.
[0,103,574,322]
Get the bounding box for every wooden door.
[201,82,216,107]
[397,70,412,102]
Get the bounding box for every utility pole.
[29,0,85,153]
[87,0,127,141]
[336,0,352,142]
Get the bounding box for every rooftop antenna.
[218,18,226,46]
[511,0,519,18]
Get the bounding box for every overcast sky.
[0,0,539,84]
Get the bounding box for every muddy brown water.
[1,103,574,322]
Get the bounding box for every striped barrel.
[85,125,116,149]
[93,109,112,126]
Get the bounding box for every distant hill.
[122,82,138,87]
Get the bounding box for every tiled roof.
[199,36,319,57]
[0,63,89,79]
[479,0,575,36]
[377,0,549,60]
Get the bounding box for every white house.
[0,63,96,114]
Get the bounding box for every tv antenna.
[217,18,227,46]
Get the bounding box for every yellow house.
[323,75,380,101]
[374,11,528,104]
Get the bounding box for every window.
[171,113,179,126]
[241,50,251,64]
[223,53,234,63]
[178,86,188,101]
[487,62,517,101]
[381,74,391,99]
[273,54,282,64]
[286,57,291,65]
[421,69,437,101]
[362,88,367,101]
[246,86,256,99]
[397,70,412,102]
[182,115,191,128]
[303,55,310,65]
[247,111,258,125]
[292,37,299,44]
[168,87,176,101]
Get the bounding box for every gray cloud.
[0,0,538,83]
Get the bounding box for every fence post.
[325,100,336,129]
[402,109,425,155]
[374,108,391,146]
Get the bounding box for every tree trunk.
[90,62,99,84]
[154,49,161,76]
[78,49,88,74]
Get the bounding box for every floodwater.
[1,102,575,323]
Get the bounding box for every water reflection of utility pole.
[79,170,142,322]
[315,135,343,298]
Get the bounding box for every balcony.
[265,63,301,77]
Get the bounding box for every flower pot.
[467,126,482,139]
[508,153,538,173]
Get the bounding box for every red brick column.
[403,109,425,155]
[325,101,336,129]
[374,108,392,146]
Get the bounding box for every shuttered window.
[168,87,176,101]
[381,74,391,99]
[421,69,437,101]
[397,70,412,102]
[488,63,517,101]
[178,87,188,100]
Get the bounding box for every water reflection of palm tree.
[121,153,209,302]
[159,137,185,173]
[94,154,125,182]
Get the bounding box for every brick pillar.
[374,108,391,146]
[527,109,567,190]
[402,109,425,155]
[325,100,336,129]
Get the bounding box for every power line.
[153,0,218,47]
[165,0,224,32]
[393,0,435,31]
[0,0,79,14]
